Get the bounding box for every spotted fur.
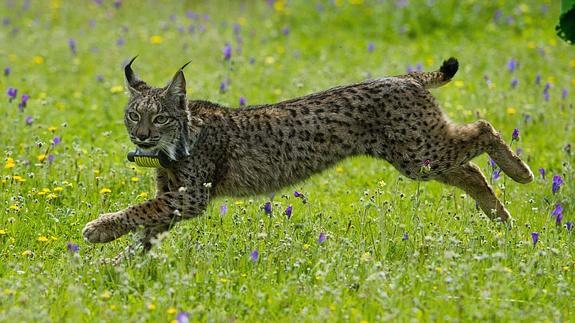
[83,57,533,258]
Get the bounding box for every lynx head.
[123,57,197,161]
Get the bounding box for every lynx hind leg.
[471,121,533,184]
[436,162,510,221]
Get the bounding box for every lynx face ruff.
[83,57,533,257]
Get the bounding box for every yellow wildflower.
[33,56,44,64]
[167,307,177,315]
[37,154,47,162]
[4,157,15,169]
[220,278,228,283]
[454,80,464,88]
[335,166,344,173]
[506,107,517,115]
[238,17,247,26]
[12,175,25,182]
[265,56,275,65]
[38,236,49,242]
[131,177,140,182]
[9,205,19,211]
[101,290,111,300]
[37,188,51,196]
[100,187,112,194]
[147,303,156,310]
[110,85,124,94]
[150,35,163,44]
[303,243,310,250]
[0,229,6,235]
[21,250,33,257]
[46,193,58,200]
[53,186,64,192]
[273,0,285,12]
[137,192,149,199]
[48,126,58,132]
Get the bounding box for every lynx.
[83,57,533,257]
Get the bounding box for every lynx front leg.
[82,188,209,243]
[436,162,510,221]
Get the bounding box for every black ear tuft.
[124,56,139,85]
[124,56,149,94]
[164,62,190,99]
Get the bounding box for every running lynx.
[83,57,533,258]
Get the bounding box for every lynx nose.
[136,133,149,141]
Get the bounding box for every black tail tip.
[440,57,459,79]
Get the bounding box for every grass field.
[1,0,574,321]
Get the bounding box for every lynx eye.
[127,112,140,122]
[153,115,170,125]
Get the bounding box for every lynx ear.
[164,61,192,99]
[124,56,146,95]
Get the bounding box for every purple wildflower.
[176,312,190,323]
[186,11,198,19]
[52,136,61,145]
[566,221,573,231]
[96,75,104,82]
[531,232,539,246]
[264,201,272,215]
[402,232,408,241]
[68,38,77,55]
[219,81,227,93]
[19,93,29,110]
[25,116,33,125]
[552,175,563,194]
[551,203,563,217]
[515,148,523,156]
[543,82,551,101]
[507,59,518,72]
[3,67,10,76]
[484,75,491,86]
[367,42,374,52]
[318,232,326,244]
[67,242,79,253]
[7,87,17,101]
[219,204,228,217]
[488,157,496,168]
[512,128,519,141]
[535,73,541,85]
[285,205,293,219]
[492,169,501,181]
[94,0,102,5]
[562,88,568,100]
[416,63,423,72]
[249,57,255,64]
[116,37,125,46]
[538,167,545,179]
[556,212,564,225]
[250,250,259,262]
[223,43,232,61]
[113,0,121,9]
[294,191,303,198]
[511,77,518,88]
[282,27,290,36]
[47,154,55,163]
[239,96,246,106]
[233,23,241,35]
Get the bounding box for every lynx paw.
[82,212,127,243]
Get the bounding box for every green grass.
[1,0,574,321]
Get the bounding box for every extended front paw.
[82,212,128,243]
